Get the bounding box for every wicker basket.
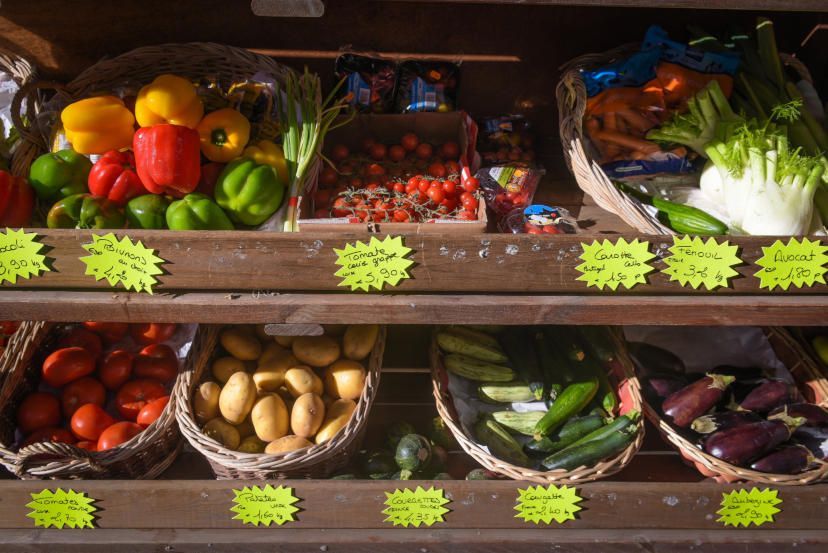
[642,327,828,485]
[556,46,814,234]
[0,321,197,479]
[431,328,644,483]
[176,325,385,479]
[0,47,38,178]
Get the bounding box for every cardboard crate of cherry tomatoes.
[297,112,487,233]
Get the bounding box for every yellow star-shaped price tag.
[662,236,741,290]
[717,488,781,528]
[0,228,50,284]
[754,237,827,291]
[26,489,96,529]
[231,485,300,526]
[382,486,450,527]
[334,235,414,292]
[80,233,165,294]
[575,238,655,291]
[515,484,583,525]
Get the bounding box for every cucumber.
[577,327,617,363]
[444,326,502,350]
[532,379,599,439]
[524,414,605,456]
[475,417,530,467]
[478,381,536,403]
[444,354,514,382]
[437,330,508,363]
[541,426,638,470]
[499,327,544,400]
[492,411,546,436]
[616,181,727,235]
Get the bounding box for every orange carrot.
[593,130,661,154]
[617,108,656,134]
[604,112,617,131]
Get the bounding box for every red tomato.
[462,196,479,211]
[440,141,460,160]
[75,440,98,452]
[428,163,447,178]
[415,143,433,160]
[389,145,406,162]
[392,182,405,194]
[369,144,387,161]
[543,225,562,234]
[401,133,419,152]
[441,180,457,196]
[408,190,427,204]
[42,347,95,388]
[440,198,458,212]
[99,350,134,391]
[360,137,376,153]
[366,163,386,176]
[57,327,103,358]
[426,187,445,204]
[71,404,117,441]
[445,160,461,174]
[136,395,170,428]
[133,344,178,382]
[129,323,177,345]
[457,210,477,220]
[16,392,60,433]
[459,191,475,204]
[417,179,431,194]
[319,167,338,187]
[82,321,128,343]
[22,427,76,447]
[331,197,351,217]
[97,421,143,451]
[331,144,349,161]
[61,377,106,418]
[348,176,363,188]
[116,379,167,421]
[527,227,543,234]
[463,176,480,193]
[393,209,412,222]
[313,189,332,207]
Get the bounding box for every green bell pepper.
[166,193,234,230]
[29,149,93,201]
[47,193,126,229]
[126,194,170,229]
[214,158,285,226]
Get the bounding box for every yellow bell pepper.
[60,96,135,155]
[135,74,204,128]
[242,139,288,184]
[196,108,251,163]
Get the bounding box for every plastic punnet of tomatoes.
[477,165,543,220]
[501,204,578,235]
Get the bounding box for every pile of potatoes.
[192,324,379,455]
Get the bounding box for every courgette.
[561,411,638,451]
[475,417,530,467]
[492,411,546,436]
[579,355,619,416]
[467,325,506,335]
[616,181,728,235]
[395,434,432,471]
[499,327,544,401]
[444,326,502,350]
[532,379,599,439]
[437,330,508,363]
[478,381,537,403]
[577,327,617,364]
[524,413,605,456]
[541,426,638,470]
[444,354,514,382]
[535,330,573,399]
[544,326,585,363]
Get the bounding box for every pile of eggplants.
[629,342,828,475]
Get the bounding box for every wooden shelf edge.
[383,0,828,12]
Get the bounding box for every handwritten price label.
[0,228,50,284]
[717,488,781,528]
[334,235,414,292]
[515,485,583,525]
[575,238,655,291]
[231,485,300,526]
[382,486,450,528]
[80,233,165,294]
[754,237,827,291]
[26,489,96,529]
[662,236,741,290]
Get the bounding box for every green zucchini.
[478,381,536,404]
[541,426,637,470]
[578,355,618,416]
[437,330,508,363]
[653,197,728,235]
[577,327,617,364]
[429,416,457,449]
[465,468,496,480]
[524,414,605,456]
[492,411,545,436]
[544,326,585,363]
[466,325,506,335]
[475,417,530,467]
[534,330,573,398]
[444,326,502,350]
[395,434,432,472]
[444,354,514,382]
[532,379,599,439]
[499,327,544,401]
[561,411,638,451]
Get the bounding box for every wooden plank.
[387,0,828,12]
[1,291,827,325]
[7,229,828,294]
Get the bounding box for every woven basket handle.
[11,80,69,151]
[14,441,107,477]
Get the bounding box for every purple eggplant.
[704,416,804,466]
[769,403,828,427]
[793,426,828,460]
[750,445,813,474]
[691,411,761,435]
[738,379,800,413]
[662,374,736,428]
[628,342,685,377]
[645,375,688,400]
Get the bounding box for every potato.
[203,418,241,450]
[251,393,289,442]
[342,325,379,361]
[193,381,221,424]
[212,356,246,384]
[265,435,313,454]
[259,342,289,365]
[219,372,257,424]
[253,354,299,392]
[291,393,325,438]
[238,435,267,453]
[234,416,255,438]
[322,324,347,336]
[292,335,341,367]
[284,365,324,397]
[220,327,262,361]
[324,359,366,400]
[315,399,356,444]
[274,336,294,348]
[321,394,336,409]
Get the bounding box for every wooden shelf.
[386,0,828,12]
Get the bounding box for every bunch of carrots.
[584,63,733,164]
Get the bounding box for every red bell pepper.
[133,124,201,197]
[88,150,146,205]
[0,170,34,227]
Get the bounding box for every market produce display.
[192,324,379,455]
[11,322,179,451]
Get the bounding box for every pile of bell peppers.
[21,73,290,230]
